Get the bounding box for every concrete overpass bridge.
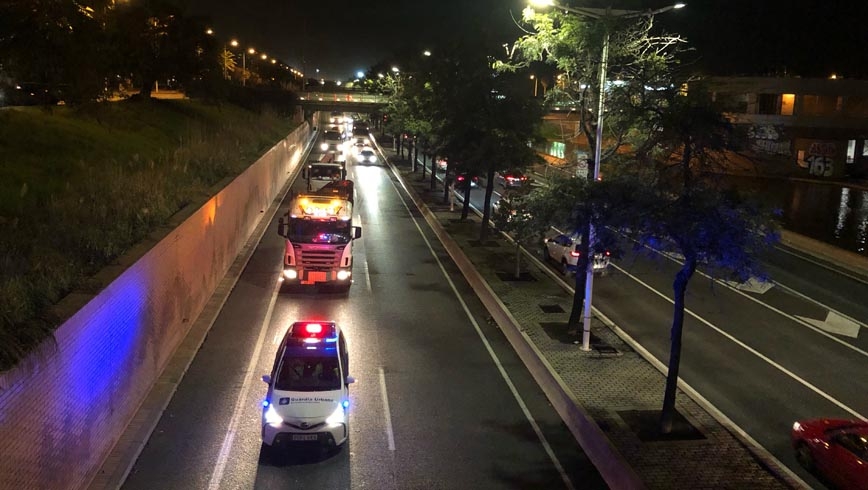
[298,91,386,116]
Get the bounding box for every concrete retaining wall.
[0,122,312,490]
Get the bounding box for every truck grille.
[296,246,343,268]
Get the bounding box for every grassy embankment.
[0,99,299,370]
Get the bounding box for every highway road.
[121,120,605,490]
[461,169,868,488]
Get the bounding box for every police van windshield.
[275,355,341,392]
[287,219,352,244]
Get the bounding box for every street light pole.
[529,0,685,351]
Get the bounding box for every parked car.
[792,418,868,490]
[494,169,530,188]
[542,232,610,275]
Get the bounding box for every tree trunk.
[514,242,522,279]
[422,152,427,175]
[479,166,496,242]
[567,218,592,328]
[413,141,419,173]
[422,152,428,178]
[430,155,438,190]
[659,250,697,434]
[460,183,472,220]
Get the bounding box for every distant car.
[329,111,344,124]
[454,172,479,190]
[323,130,343,142]
[352,125,369,138]
[494,169,530,188]
[792,418,868,490]
[436,159,448,172]
[355,149,377,164]
[542,232,610,276]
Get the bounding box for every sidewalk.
[380,143,803,490]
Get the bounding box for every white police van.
[261,321,353,453]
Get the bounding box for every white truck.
[277,182,361,291]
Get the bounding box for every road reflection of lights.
[353,165,380,214]
[856,189,868,253]
[835,188,851,238]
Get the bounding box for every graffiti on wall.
[747,124,792,156]
[799,142,837,177]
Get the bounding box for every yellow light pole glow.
[528,0,685,351]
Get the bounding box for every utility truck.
[304,153,346,192]
[278,182,361,291]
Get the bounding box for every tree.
[0,0,111,105]
[612,91,781,434]
[501,5,688,331]
[491,186,554,279]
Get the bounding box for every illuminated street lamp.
[423,50,432,57]
[530,74,538,97]
[229,40,256,87]
[529,0,686,351]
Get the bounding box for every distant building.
[695,76,868,179]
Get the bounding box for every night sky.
[172,0,868,81]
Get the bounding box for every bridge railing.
[299,92,387,104]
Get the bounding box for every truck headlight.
[320,143,328,151]
[283,269,298,280]
[337,270,351,280]
[325,405,345,426]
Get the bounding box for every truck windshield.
[275,355,341,392]
[310,165,343,180]
[288,219,352,244]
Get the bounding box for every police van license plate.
[291,434,318,441]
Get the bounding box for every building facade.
[698,76,868,179]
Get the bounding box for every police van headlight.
[264,403,284,426]
[325,405,346,426]
[336,270,351,280]
[283,269,298,280]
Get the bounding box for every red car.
[792,418,868,489]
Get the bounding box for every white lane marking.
[772,279,865,331]
[208,278,281,490]
[363,255,372,292]
[774,244,868,286]
[795,312,861,338]
[613,264,867,421]
[379,367,396,451]
[384,172,576,490]
[637,244,868,358]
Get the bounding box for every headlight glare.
[325,405,345,426]
[264,404,284,425]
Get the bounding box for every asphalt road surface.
[121,124,605,490]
